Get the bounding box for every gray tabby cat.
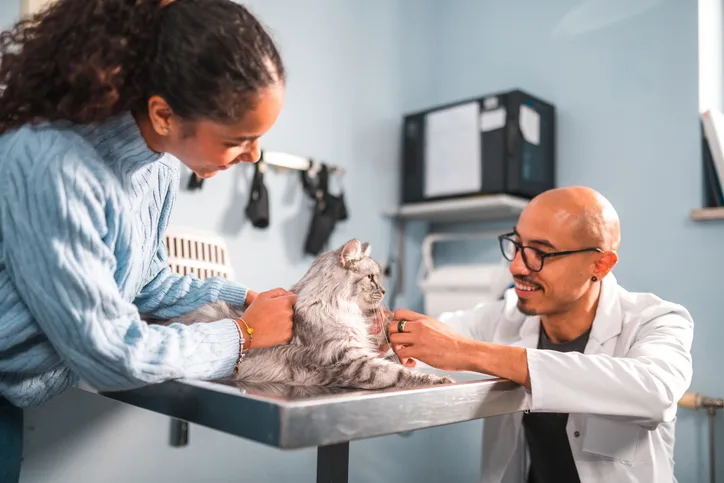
[166,239,454,389]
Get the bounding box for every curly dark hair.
[0,0,285,134]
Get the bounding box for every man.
[388,186,693,483]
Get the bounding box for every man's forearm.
[462,340,531,388]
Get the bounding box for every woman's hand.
[244,290,258,307]
[239,288,296,349]
[387,308,471,371]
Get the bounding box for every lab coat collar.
[513,273,622,354]
[585,273,622,354]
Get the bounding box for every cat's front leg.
[337,355,454,390]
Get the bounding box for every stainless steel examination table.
[99,370,529,482]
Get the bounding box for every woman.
[0,0,296,480]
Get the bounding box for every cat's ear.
[340,239,363,267]
[361,242,371,257]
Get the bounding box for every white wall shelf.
[383,194,529,223]
[691,207,724,220]
[384,193,527,307]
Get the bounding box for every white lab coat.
[438,273,694,483]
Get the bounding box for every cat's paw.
[414,373,454,386]
[432,375,455,385]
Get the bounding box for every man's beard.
[517,299,538,316]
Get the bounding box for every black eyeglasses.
[498,232,603,272]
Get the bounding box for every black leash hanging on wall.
[245,155,270,229]
[184,154,348,249]
[300,162,348,256]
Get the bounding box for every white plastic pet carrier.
[417,231,512,319]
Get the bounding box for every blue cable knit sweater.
[0,112,248,408]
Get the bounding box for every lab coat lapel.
[583,274,622,356]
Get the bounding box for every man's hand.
[387,309,473,371]
[387,308,531,387]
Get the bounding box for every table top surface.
[100,368,529,449]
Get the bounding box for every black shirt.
[522,324,591,483]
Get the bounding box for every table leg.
[170,418,189,447]
[316,442,349,483]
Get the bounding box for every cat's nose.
[380,287,386,295]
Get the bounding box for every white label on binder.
[423,101,482,198]
[519,105,541,145]
[480,108,506,132]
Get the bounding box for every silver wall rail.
[186,150,345,191]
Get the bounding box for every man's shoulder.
[615,282,693,327]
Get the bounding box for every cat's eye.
[367,274,375,281]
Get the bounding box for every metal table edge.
[277,378,528,448]
[95,377,529,450]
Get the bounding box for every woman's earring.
[591,276,598,282]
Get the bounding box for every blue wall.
[0,0,19,28]
[405,1,722,481]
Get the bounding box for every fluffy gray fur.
[164,239,453,389]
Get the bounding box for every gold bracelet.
[232,319,254,375]
[238,318,254,353]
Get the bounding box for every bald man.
[388,186,693,483]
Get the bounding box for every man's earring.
[591,276,598,282]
